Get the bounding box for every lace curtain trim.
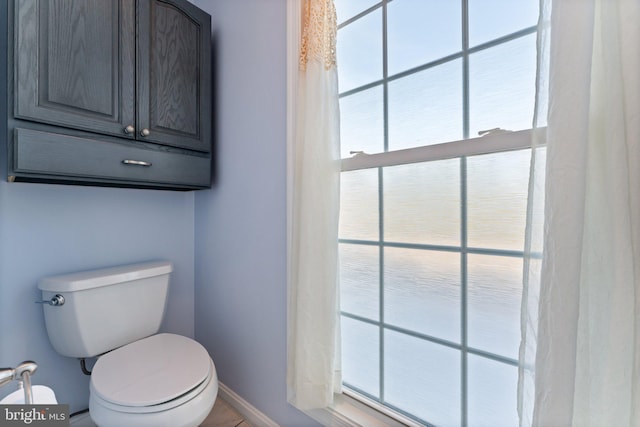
[299,0,337,71]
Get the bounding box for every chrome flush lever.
[35,294,65,307]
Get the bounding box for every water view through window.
[336,1,540,425]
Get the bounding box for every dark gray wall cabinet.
[6,0,212,190]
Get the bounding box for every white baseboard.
[218,382,279,427]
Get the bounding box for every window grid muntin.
[338,27,538,103]
[460,157,469,425]
[339,145,534,425]
[340,173,527,426]
[379,0,388,403]
[341,310,519,368]
[338,1,538,425]
[339,233,527,368]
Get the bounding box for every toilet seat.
[91,333,213,410]
[90,360,214,414]
[89,333,218,427]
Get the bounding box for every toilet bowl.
[89,334,217,427]
[37,261,218,427]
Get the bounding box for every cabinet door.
[14,0,136,138]
[137,0,212,153]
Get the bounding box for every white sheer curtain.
[520,0,640,425]
[286,0,342,411]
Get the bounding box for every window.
[336,1,541,425]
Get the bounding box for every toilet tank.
[38,261,173,358]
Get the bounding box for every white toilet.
[38,261,217,427]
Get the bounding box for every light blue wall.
[0,2,196,413]
[0,0,317,424]
[192,0,317,425]
[0,181,196,413]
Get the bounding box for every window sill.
[304,391,424,427]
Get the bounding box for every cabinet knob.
[140,128,150,137]
[124,125,135,134]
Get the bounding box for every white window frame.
[337,130,544,427]
[287,1,545,425]
[341,128,540,172]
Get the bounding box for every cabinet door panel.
[137,0,211,153]
[14,0,135,137]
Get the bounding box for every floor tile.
[200,397,246,427]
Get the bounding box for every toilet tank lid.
[38,261,173,292]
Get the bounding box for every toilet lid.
[91,333,211,407]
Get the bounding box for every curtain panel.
[287,0,342,411]
[520,0,640,425]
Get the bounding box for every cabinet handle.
[140,128,150,137]
[124,125,135,134]
[122,159,152,167]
